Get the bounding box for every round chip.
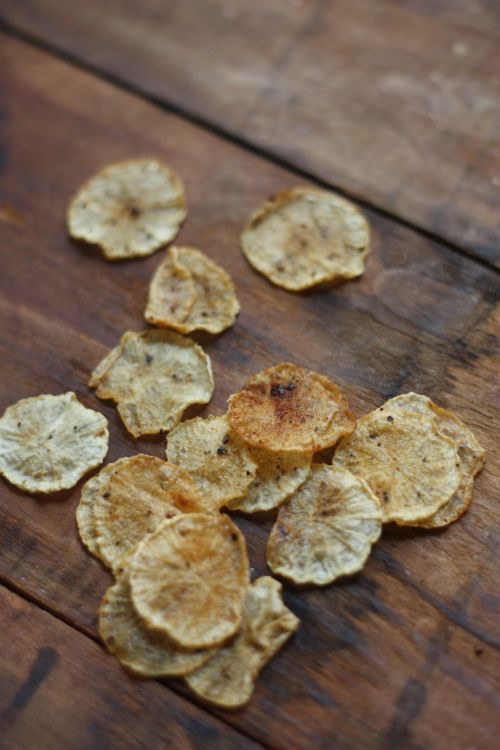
[166,415,257,507]
[240,187,369,290]
[332,410,461,525]
[89,330,214,437]
[77,459,127,561]
[267,465,381,585]
[0,392,109,494]
[67,159,187,260]
[186,577,299,708]
[227,363,356,454]
[99,568,215,677]
[228,448,311,513]
[92,454,213,572]
[145,246,240,334]
[130,513,250,649]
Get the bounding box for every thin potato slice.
[241,187,369,290]
[130,513,249,649]
[76,459,127,560]
[99,568,215,677]
[144,249,196,330]
[186,577,299,708]
[228,448,311,513]
[267,465,381,585]
[67,159,186,260]
[89,330,214,437]
[166,415,257,507]
[332,410,461,525]
[228,363,355,454]
[93,454,212,572]
[0,392,108,493]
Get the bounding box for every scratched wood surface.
[0,31,499,750]
[1,0,500,266]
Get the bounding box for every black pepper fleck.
[217,446,227,455]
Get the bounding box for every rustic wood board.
[1,0,500,266]
[1,32,499,750]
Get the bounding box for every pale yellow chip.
[67,159,187,260]
[332,410,461,525]
[92,454,213,572]
[241,187,369,290]
[89,330,214,437]
[267,465,381,585]
[99,568,215,677]
[186,576,299,708]
[166,415,257,507]
[378,393,485,527]
[130,513,250,649]
[145,246,240,334]
[0,392,108,494]
[228,448,311,513]
[227,363,356,454]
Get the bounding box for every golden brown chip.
[332,410,461,525]
[99,568,215,677]
[166,415,257,507]
[145,246,240,334]
[92,454,213,572]
[89,330,214,437]
[240,187,369,290]
[0,392,108,494]
[228,448,311,513]
[186,576,298,708]
[267,465,381,585]
[227,363,355,454]
[130,513,249,649]
[67,159,187,260]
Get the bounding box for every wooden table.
[0,3,499,748]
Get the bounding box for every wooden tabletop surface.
[0,4,499,749]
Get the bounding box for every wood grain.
[1,0,500,265]
[0,33,499,750]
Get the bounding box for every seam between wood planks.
[0,18,499,277]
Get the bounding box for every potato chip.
[0,392,108,493]
[76,459,127,560]
[145,246,240,334]
[90,454,212,572]
[267,465,381,585]
[227,363,355,454]
[100,568,215,677]
[166,415,257,506]
[240,187,369,290]
[89,330,214,437]
[186,576,299,708]
[332,410,461,525]
[67,159,187,260]
[228,448,311,513]
[130,513,249,649]
[378,393,485,527]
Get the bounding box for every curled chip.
[228,448,311,513]
[379,393,485,528]
[166,415,257,507]
[67,159,186,260]
[227,363,355,454]
[145,246,240,334]
[130,513,249,649]
[332,409,461,525]
[77,459,127,561]
[0,392,108,494]
[240,187,369,290]
[89,330,214,437]
[92,454,212,572]
[267,465,381,585]
[186,576,299,708]
[100,568,215,677]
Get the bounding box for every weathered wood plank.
[1,0,500,265]
[0,34,499,749]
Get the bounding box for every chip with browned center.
[130,513,249,649]
[186,577,299,708]
[227,363,355,454]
